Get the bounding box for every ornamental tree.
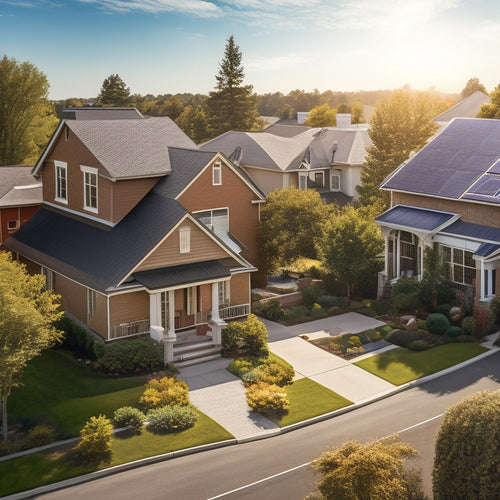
[433,390,500,500]
[0,253,62,440]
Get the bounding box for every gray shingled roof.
[65,117,197,179]
[5,193,188,293]
[200,127,370,172]
[381,118,500,203]
[434,91,491,123]
[0,166,42,207]
[62,107,144,120]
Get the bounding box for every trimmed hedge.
[140,377,190,410]
[76,415,113,462]
[96,335,163,375]
[426,313,451,335]
[112,407,146,430]
[387,329,444,349]
[245,382,289,416]
[146,405,198,434]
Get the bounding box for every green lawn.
[0,411,233,497]
[8,349,147,437]
[354,343,488,385]
[278,378,352,427]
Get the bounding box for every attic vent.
[229,146,243,166]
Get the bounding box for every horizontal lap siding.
[134,219,229,272]
[112,177,158,223]
[88,292,108,337]
[230,272,250,305]
[109,291,150,330]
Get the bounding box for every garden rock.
[405,317,418,332]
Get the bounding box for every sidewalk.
[179,313,396,440]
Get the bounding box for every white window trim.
[179,226,191,253]
[298,172,308,190]
[54,160,68,204]
[81,165,98,213]
[312,170,325,188]
[194,207,229,232]
[331,173,341,191]
[7,220,19,231]
[87,289,96,317]
[41,267,54,290]
[212,161,222,186]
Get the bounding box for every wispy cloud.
[77,0,221,17]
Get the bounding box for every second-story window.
[55,161,67,203]
[81,166,98,213]
[212,161,222,186]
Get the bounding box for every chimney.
[336,113,352,128]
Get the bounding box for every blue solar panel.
[467,175,500,196]
[376,205,456,231]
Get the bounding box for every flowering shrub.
[76,415,113,462]
[140,377,189,410]
[246,382,289,416]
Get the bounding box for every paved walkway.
[179,312,394,440]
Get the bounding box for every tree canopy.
[477,83,500,119]
[461,77,487,99]
[432,390,500,500]
[305,104,337,127]
[0,55,58,166]
[307,436,425,500]
[356,90,440,211]
[318,205,384,299]
[258,186,330,273]
[0,253,62,440]
[206,35,262,136]
[97,73,132,107]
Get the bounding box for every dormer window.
[213,161,222,186]
[55,161,68,203]
[81,166,98,213]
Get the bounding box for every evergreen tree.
[356,90,439,211]
[0,55,58,165]
[97,73,132,107]
[206,36,261,136]
[460,76,487,99]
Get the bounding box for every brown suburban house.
[4,114,265,364]
[376,117,500,312]
[0,165,42,245]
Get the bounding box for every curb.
[3,346,499,499]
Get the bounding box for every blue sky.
[1,0,499,100]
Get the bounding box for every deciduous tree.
[478,83,500,119]
[206,36,262,136]
[0,55,58,165]
[258,186,329,273]
[307,436,425,500]
[305,104,337,127]
[461,76,487,99]
[318,205,383,300]
[0,253,62,440]
[432,390,500,500]
[97,73,132,107]
[356,90,439,210]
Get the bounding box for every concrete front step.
[174,353,222,368]
[173,343,222,367]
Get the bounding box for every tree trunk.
[1,397,7,441]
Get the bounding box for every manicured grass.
[354,343,488,385]
[0,412,233,497]
[278,378,352,427]
[8,349,147,436]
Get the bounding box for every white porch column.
[211,282,221,321]
[209,282,226,345]
[480,260,485,301]
[396,231,401,277]
[163,290,176,364]
[384,236,389,275]
[149,292,162,327]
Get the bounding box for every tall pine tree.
[97,74,132,107]
[356,90,439,211]
[207,36,262,136]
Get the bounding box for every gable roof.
[0,166,42,208]
[381,118,500,204]
[62,107,144,120]
[33,117,197,180]
[200,127,370,172]
[434,91,491,123]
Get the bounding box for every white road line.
[207,413,445,499]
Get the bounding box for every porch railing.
[219,303,250,320]
[112,319,150,339]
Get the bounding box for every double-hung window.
[81,166,98,213]
[441,245,475,285]
[55,161,68,203]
